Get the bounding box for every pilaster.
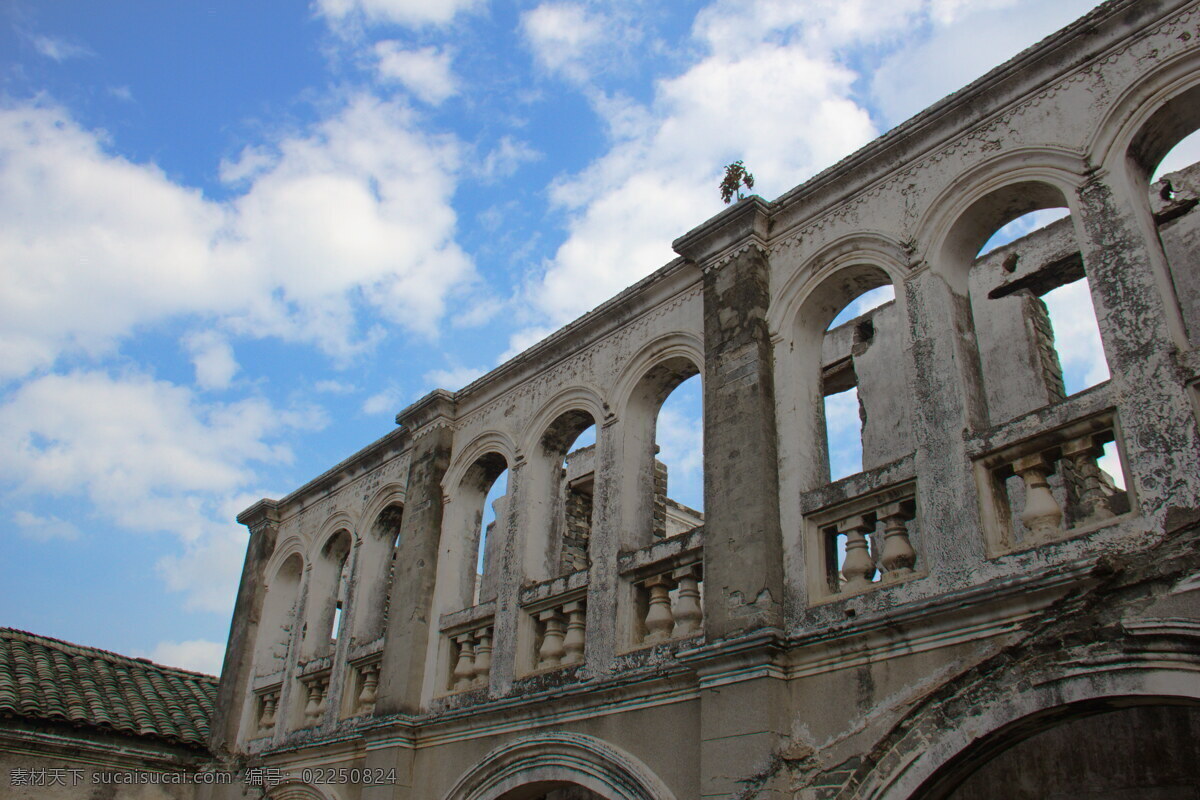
[675,197,785,637]
[375,391,456,715]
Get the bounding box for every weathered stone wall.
[209,2,1200,798]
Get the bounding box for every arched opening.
[1125,88,1200,348]
[823,284,898,481]
[915,699,1200,799]
[524,408,598,581]
[654,373,704,536]
[353,501,403,642]
[793,265,911,491]
[620,356,704,548]
[943,180,1130,550]
[299,529,352,662]
[969,198,1110,417]
[449,452,510,608]
[254,553,304,675]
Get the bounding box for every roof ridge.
[0,627,218,683]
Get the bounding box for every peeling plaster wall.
[206,3,1200,799]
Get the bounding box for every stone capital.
[395,389,457,434]
[672,196,772,269]
[235,498,280,536]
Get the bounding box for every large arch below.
[915,697,1200,799]
[869,665,1200,800]
[442,732,678,800]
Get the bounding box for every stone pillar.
[209,499,279,755]
[584,413,621,675]
[487,458,527,694]
[1073,175,1200,513]
[374,391,456,715]
[902,267,990,575]
[674,198,784,637]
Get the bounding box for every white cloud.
[147,639,226,675]
[0,98,474,380]
[0,370,323,537]
[314,379,358,394]
[1042,278,1110,393]
[521,3,606,83]
[184,330,239,390]
[374,43,458,105]
[314,0,485,27]
[0,371,325,610]
[478,136,541,182]
[521,39,875,337]
[825,387,863,480]
[363,386,403,415]
[13,510,80,542]
[424,364,486,390]
[29,34,91,62]
[870,0,1101,126]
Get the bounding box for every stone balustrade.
[526,593,587,671]
[254,684,281,735]
[805,480,919,600]
[448,620,495,691]
[618,527,705,648]
[298,669,331,725]
[973,409,1128,554]
[347,655,381,715]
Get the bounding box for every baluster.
[838,514,877,591]
[877,501,916,580]
[304,677,327,721]
[642,575,676,643]
[259,691,277,731]
[671,565,703,636]
[1012,453,1062,545]
[357,663,379,712]
[315,677,329,716]
[473,627,493,685]
[452,633,476,690]
[1062,435,1115,523]
[537,609,566,668]
[561,602,586,665]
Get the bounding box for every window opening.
[655,374,704,536]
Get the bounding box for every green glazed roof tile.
[0,628,217,750]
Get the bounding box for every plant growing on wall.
[720,160,755,204]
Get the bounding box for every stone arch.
[519,387,606,581]
[352,484,406,642]
[241,550,305,743]
[767,231,909,337]
[445,430,519,496]
[519,386,607,458]
[299,526,353,662]
[916,149,1087,294]
[863,664,1200,800]
[1089,46,1200,181]
[609,333,704,550]
[779,248,910,492]
[443,732,678,800]
[609,333,704,420]
[1087,47,1200,350]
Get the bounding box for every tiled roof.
[0,627,217,750]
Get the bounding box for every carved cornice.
[237,498,281,536]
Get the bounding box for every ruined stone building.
[23,0,1200,797]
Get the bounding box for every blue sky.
[0,0,1145,675]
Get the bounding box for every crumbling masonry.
[206,1,1200,797]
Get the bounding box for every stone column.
[209,499,278,755]
[674,198,785,637]
[902,266,990,577]
[375,391,456,715]
[1073,175,1200,513]
[487,458,528,694]
[584,413,621,674]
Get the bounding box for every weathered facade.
[204,1,1200,797]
